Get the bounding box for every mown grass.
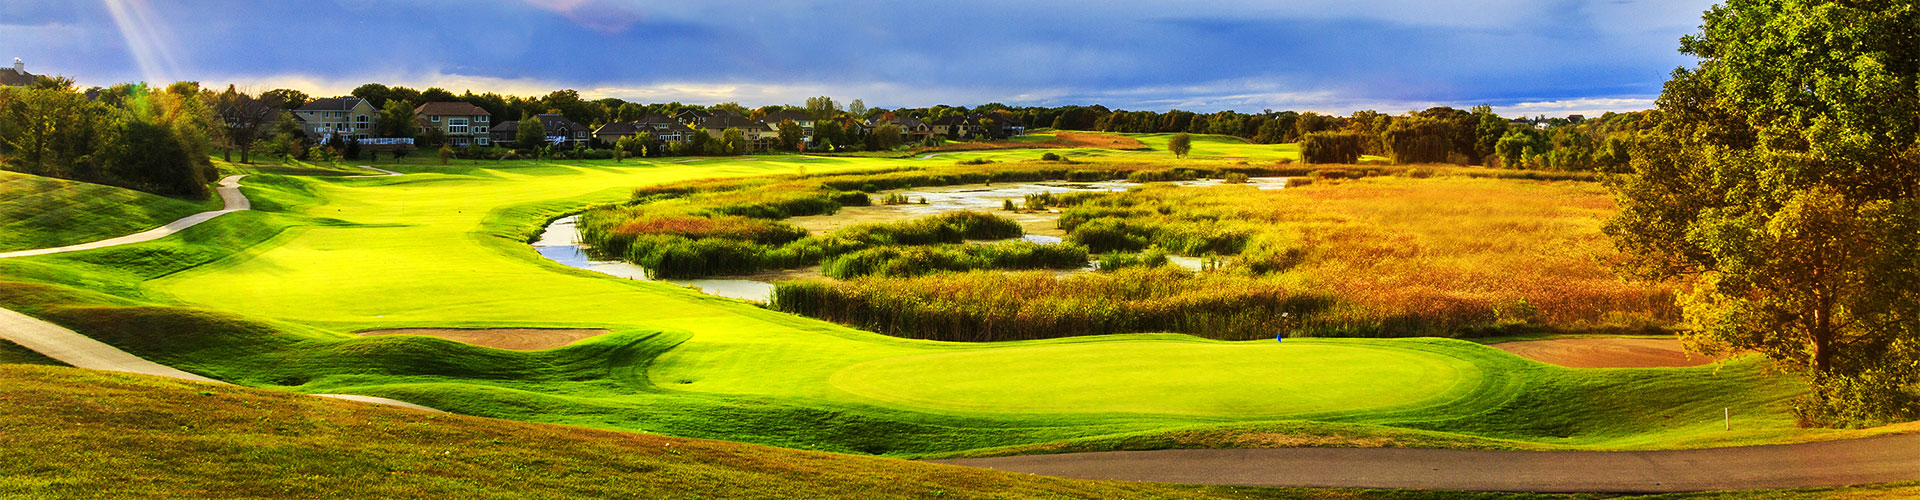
[0,150,1897,466]
[0,170,222,252]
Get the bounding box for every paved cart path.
[932,435,1920,493]
[0,175,251,259]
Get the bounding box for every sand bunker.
[1493,338,1729,368]
[356,328,609,351]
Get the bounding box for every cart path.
[0,175,250,259]
[931,435,1920,493]
[347,165,403,177]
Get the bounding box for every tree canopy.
[1604,0,1920,426]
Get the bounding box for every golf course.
[0,136,1902,460]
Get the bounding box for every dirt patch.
[1493,337,1728,368]
[356,328,609,351]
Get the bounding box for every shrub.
[882,193,911,205]
[1068,218,1154,253]
[1299,131,1368,164]
[1040,152,1063,161]
[829,191,872,206]
[1065,169,1108,181]
[1224,173,1250,184]
[1098,248,1170,271]
[955,158,994,165]
[1128,168,1194,183]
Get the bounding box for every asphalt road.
[932,435,1920,493]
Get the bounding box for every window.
[576,132,587,139]
[476,116,488,123]
[431,116,440,122]
[476,137,489,146]
[474,126,487,134]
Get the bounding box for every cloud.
[521,0,646,33]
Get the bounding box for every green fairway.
[831,339,1475,416]
[0,145,1890,458]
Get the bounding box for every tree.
[720,127,747,155]
[812,119,843,151]
[214,86,277,163]
[376,99,418,140]
[805,96,839,119]
[351,83,393,108]
[847,99,866,117]
[1604,0,1920,427]
[1167,133,1192,159]
[776,120,804,151]
[515,114,546,149]
[261,88,310,109]
[1298,131,1366,164]
[871,123,903,150]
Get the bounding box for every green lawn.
[0,149,1901,461]
[0,170,223,252]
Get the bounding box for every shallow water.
[535,217,777,302]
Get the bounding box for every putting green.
[830,340,1477,416]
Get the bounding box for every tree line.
[0,77,221,198]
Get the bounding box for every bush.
[1128,168,1194,183]
[822,241,1087,279]
[1098,248,1170,271]
[1299,131,1368,164]
[829,191,871,206]
[1224,173,1250,184]
[955,158,994,165]
[1040,152,1063,161]
[1065,169,1108,181]
[1068,218,1154,253]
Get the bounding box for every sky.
[1,0,1718,117]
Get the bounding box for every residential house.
[413,102,492,147]
[870,116,936,142]
[293,97,378,142]
[930,115,974,139]
[759,110,817,142]
[489,114,589,148]
[1,58,37,86]
[594,115,699,145]
[694,114,777,151]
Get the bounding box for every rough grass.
[0,170,221,252]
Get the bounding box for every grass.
[0,149,1905,467]
[8,365,1915,499]
[0,339,63,365]
[774,172,1675,341]
[0,170,223,252]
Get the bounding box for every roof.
[594,122,636,135]
[700,115,771,132]
[0,69,35,87]
[761,110,813,123]
[296,97,369,112]
[493,114,584,134]
[413,101,490,117]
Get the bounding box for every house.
[870,116,936,142]
[930,115,973,138]
[759,110,817,141]
[694,114,777,151]
[594,115,700,145]
[292,97,377,142]
[413,102,492,147]
[489,114,589,148]
[1,58,37,87]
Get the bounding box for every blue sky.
[2,0,1717,116]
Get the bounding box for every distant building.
[1,58,39,86]
[413,102,493,147]
[292,97,377,142]
[490,114,588,148]
[759,110,817,143]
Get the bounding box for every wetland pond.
[534,177,1288,303]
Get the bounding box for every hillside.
[0,170,220,252]
[0,364,1538,499]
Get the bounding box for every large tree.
[775,120,804,151]
[215,85,279,163]
[515,114,546,150]
[375,99,419,141]
[1167,133,1191,159]
[1605,0,1920,426]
